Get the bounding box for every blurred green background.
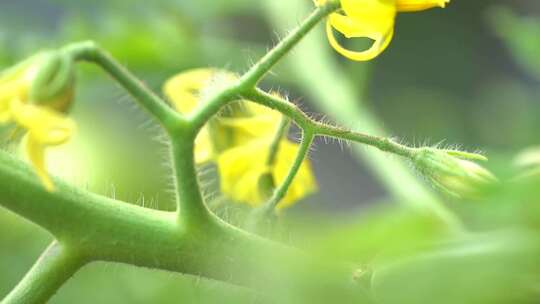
[2,0,540,303]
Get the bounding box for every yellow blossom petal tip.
[321,0,450,61]
[24,135,55,191]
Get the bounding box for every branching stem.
[267,116,291,167]
[0,0,464,302]
[61,41,186,132]
[242,89,416,158]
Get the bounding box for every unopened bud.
[29,51,76,113]
[413,148,496,198]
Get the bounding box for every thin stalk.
[263,130,314,215]
[239,1,339,88]
[62,41,184,131]
[190,1,338,130]
[2,242,85,304]
[267,116,291,166]
[242,89,416,159]
[261,0,463,231]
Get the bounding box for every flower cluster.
[164,69,317,210]
[315,0,451,61]
[0,51,76,191]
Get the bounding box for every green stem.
[2,242,85,304]
[242,89,416,159]
[239,2,339,88]
[0,150,358,295]
[169,131,211,225]
[262,130,314,216]
[312,124,414,158]
[261,0,462,231]
[189,85,240,133]
[189,1,338,130]
[63,41,209,225]
[61,41,185,131]
[267,116,291,166]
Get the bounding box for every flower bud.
[29,51,76,113]
[412,148,497,198]
[0,50,77,191]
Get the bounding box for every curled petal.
[326,18,395,61]
[10,100,75,191]
[23,135,55,191]
[0,80,29,123]
[396,0,451,12]
[11,99,75,145]
[341,0,396,21]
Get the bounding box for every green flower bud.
[412,148,497,198]
[29,51,76,113]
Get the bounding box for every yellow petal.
[11,99,75,145]
[341,0,396,21]
[0,77,31,123]
[10,100,75,191]
[163,68,215,114]
[328,13,380,39]
[0,99,12,123]
[218,112,282,144]
[22,134,55,191]
[217,139,317,210]
[194,126,214,164]
[163,68,237,114]
[396,0,450,12]
[326,18,395,61]
[324,0,396,61]
[217,142,270,205]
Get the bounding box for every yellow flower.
[164,68,317,209]
[0,53,76,191]
[217,139,317,210]
[315,0,450,61]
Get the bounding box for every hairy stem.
[170,131,211,225]
[2,242,85,304]
[239,1,339,88]
[242,89,416,158]
[262,0,462,230]
[189,1,339,130]
[262,130,314,216]
[61,41,185,131]
[0,150,359,299]
[267,116,291,166]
